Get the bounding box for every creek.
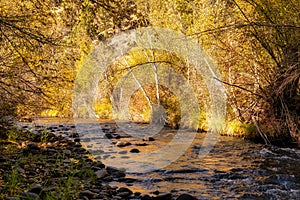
[19,118,300,199]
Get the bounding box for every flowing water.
[19,118,300,199]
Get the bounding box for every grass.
[3,168,22,196]
[225,119,256,138]
[40,129,50,143]
[0,127,101,200]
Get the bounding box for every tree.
[134,0,299,144]
[0,0,74,121]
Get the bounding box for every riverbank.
[0,125,198,200]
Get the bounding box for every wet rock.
[74,142,82,148]
[141,194,152,200]
[118,150,128,154]
[117,187,133,198]
[176,194,198,200]
[106,166,126,178]
[153,193,172,200]
[116,141,131,147]
[135,142,148,146]
[134,192,142,197]
[95,161,105,169]
[130,148,140,153]
[117,187,133,194]
[151,190,160,195]
[118,177,138,183]
[105,133,113,139]
[143,137,155,141]
[112,133,121,139]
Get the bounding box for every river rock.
[117,187,133,194]
[95,169,108,179]
[153,193,172,200]
[135,142,148,146]
[113,133,121,139]
[28,184,43,195]
[141,194,152,200]
[116,193,130,198]
[116,141,131,147]
[118,150,127,154]
[176,194,198,200]
[143,137,155,141]
[130,148,140,153]
[106,166,126,178]
[79,190,97,199]
[152,190,160,195]
[105,133,113,139]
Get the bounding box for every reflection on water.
[111,133,300,199]
[20,118,300,199]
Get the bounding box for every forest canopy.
[0,0,299,145]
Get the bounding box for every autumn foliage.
[0,0,299,146]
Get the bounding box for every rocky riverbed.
[1,118,300,200]
[0,121,198,200]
